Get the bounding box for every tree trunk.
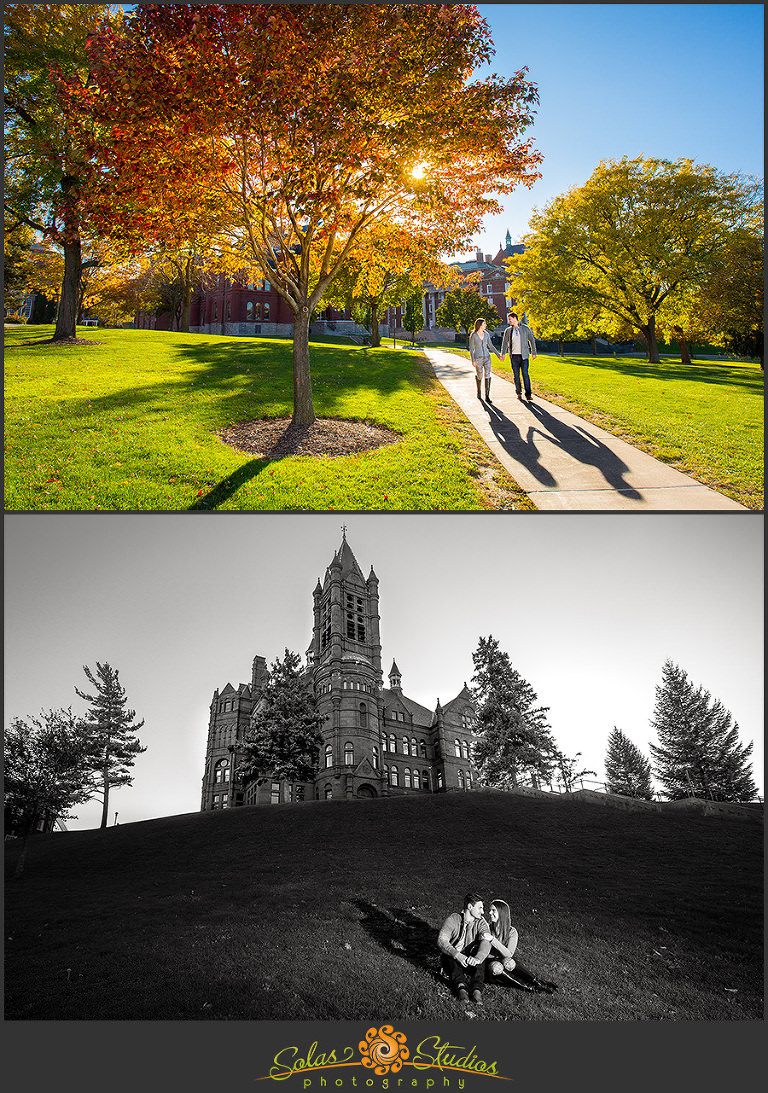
[292,307,316,426]
[53,238,82,341]
[179,293,191,334]
[591,336,597,356]
[640,316,660,363]
[100,766,110,829]
[370,303,381,348]
[679,338,691,366]
[558,340,564,356]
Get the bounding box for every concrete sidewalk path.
[423,346,746,511]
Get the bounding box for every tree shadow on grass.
[188,458,269,510]
[351,899,443,986]
[546,355,764,393]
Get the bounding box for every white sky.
[4,513,763,828]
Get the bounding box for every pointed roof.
[333,534,365,582]
[389,659,401,678]
[443,683,476,712]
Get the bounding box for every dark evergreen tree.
[604,726,654,799]
[649,660,756,802]
[75,662,146,829]
[470,635,556,789]
[236,649,326,787]
[4,708,97,876]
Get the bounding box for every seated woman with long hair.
[485,899,558,994]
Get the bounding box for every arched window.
[325,744,333,769]
[359,703,368,728]
[467,771,472,788]
[462,741,470,760]
[324,784,333,799]
[454,740,461,757]
[372,745,379,770]
[457,769,464,789]
[402,737,409,756]
[380,734,387,753]
[390,765,399,787]
[437,770,444,789]
[404,768,411,788]
[214,758,229,784]
[422,770,430,791]
[344,742,354,766]
[262,302,270,321]
[420,741,427,759]
[245,301,254,320]
[411,738,417,756]
[389,733,396,753]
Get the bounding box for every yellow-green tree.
[508,157,763,363]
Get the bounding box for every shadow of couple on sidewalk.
[484,398,643,499]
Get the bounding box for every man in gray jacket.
[500,312,538,401]
[437,892,492,1006]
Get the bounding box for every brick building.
[384,229,525,339]
[200,534,479,810]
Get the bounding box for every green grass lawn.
[3,326,527,511]
[446,348,763,509]
[4,792,762,1021]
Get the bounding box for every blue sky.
[463,3,764,256]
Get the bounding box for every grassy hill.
[4,791,762,1021]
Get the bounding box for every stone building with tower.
[200,534,479,810]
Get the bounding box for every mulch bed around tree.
[16,337,105,348]
[218,417,402,459]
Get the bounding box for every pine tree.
[4,708,97,876]
[236,649,326,787]
[75,662,146,829]
[649,660,756,802]
[470,635,556,789]
[604,727,654,799]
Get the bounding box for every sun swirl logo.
[358,1026,409,1076]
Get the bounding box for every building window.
[402,737,409,756]
[372,745,379,769]
[325,744,333,769]
[359,703,367,728]
[320,602,331,650]
[454,740,461,757]
[271,781,280,804]
[411,738,417,756]
[420,741,427,759]
[226,301,231,320]
[422,770,430,791]
[390,765,399,787]
[389,733,396,753]
[212,793,228,809]
[467,771,472,788]
[325,784,333,799]
[345,592,366,642]
[213,304,218,321]
[262,302,270,321]
[246,301,254,320]
[214,758,229,784]
[458,769,464,789]
[462,741,470,760]
[295,785,305,801]
[437,770,444,789]
[380,734,387,753]
[344,742,354,766]
[404,768,411,788]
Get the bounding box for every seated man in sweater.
[437,892,492,1006]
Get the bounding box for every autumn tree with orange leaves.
[64,3,542,424]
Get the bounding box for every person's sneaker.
[457,987,469,1004]
[516,393,523,400]
[471,989,483,1006]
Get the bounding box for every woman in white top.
[468,317,498,402]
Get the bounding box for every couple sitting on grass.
[438,892,557,1008]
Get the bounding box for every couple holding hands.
[437,892,557,1008]
[469,311,538,404]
